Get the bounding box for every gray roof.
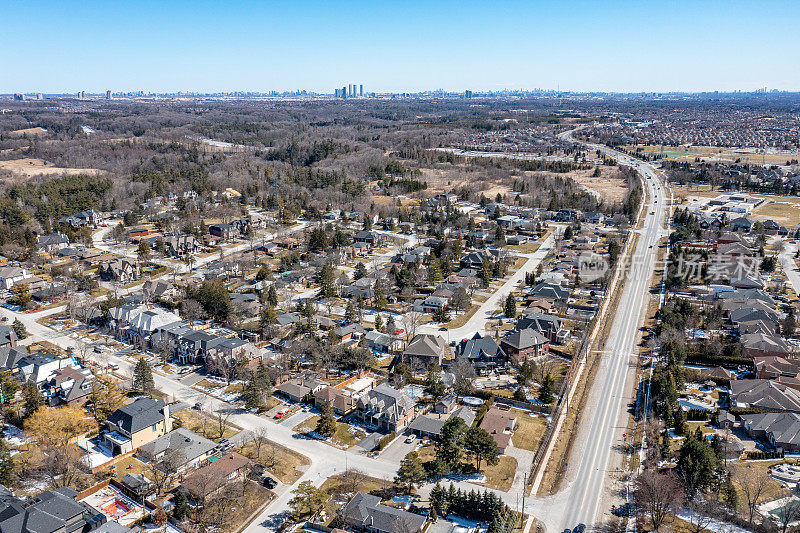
[341,492,426,533]
[742,412,800,448]
[501,328,548,350]
[138,427,215,466]
[404,334,445,358]
[0,487,106,533]
[731,379,800,412]
[107,397,167,434]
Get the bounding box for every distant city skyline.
[4,0,800,94]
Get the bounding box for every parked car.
[262,476,278,489]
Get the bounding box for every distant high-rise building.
[465,90,473,98]
[106,90,112,99]
[36,94,43,100]
[342,86,347,99]
[359,84,363,97]
[13,94,25,101]
[78,91,85,99]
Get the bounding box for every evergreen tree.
[315,400,336,437]
[386,315,397,335]
[133,358,155,394]
[354,262,367,280]
[22,382,43,418]
[538,372,554,404]
[267,285,278,306]
[317,262,337,298]
[504,294,516,318]
[374,314,383,333]
[395,451,427,494]
[0,439,14,486]
[424,365,446,400]
[11,319,27,340]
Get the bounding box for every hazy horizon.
[4,0,800,94]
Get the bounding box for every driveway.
[379,432,418,463]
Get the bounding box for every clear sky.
[3,0,799,94]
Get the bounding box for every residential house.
[741,412,800,452]
[181,452,252,501]
[407,407,476,439]
[741,332,792,359]
[339,492,427,533]
[36,233,70,254]
[0,326,17,348]
[46,367,93,407]
[402,334,446,368]
[208,224,237,241]
[456,334,507,375]
[354,231,383,247]
[0,266,30,291]
[313,386,358,416]
[275,374,326,403]
[516,312,568,344]
[59,209,102,228]
[104,398,172,455]
[137,427,216,473]
[99,258,140,283]
[529,282,570,303]
[0,486,109,533]
[730,379,800,413]
[357,383,418,433]
[500,328,549,363]
[364,330,402,353]
[478,406,517,453]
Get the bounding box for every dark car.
[573,525,585,533]
[262,476,278,489]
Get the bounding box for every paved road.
[417,232,556,341]
[545,130,669,530]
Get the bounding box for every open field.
[567,166,629,204]
[0,158,104,179]
[625,144,800,165]
[9,127,48,136]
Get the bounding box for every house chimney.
[163,402,172,432]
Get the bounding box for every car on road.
[193,402,203,410]
[0,317,8,323]
[108,363,119,371]
[93,345,104,353]
[573,525,585,533]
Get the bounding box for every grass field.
[173,409,238,442]
[511,410,548,452]
[626,144,800,165]
[238,439,310,484]
[293,415,362,448]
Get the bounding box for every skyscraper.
[106,90,112,99]
[359,84,363,97]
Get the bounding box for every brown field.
[9,127,48,137]
[625,144,800,165]
[0,158,104,179]
[566,166,628,204]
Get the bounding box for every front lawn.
[293,415,362,448]
[238,439,310,484]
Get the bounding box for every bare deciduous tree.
[635,468,683,532]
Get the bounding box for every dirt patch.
[0,158,104,179]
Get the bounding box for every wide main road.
[543,130,669,529]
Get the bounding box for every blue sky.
[3,0,799,94]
